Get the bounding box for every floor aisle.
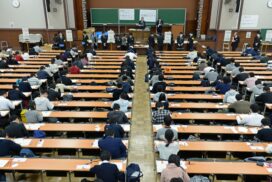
[128,56,156,181]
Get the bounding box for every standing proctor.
[82,31,89,51]
[156,18,164,34]
[188,33,195,51]
[148,33,155,49]
[137,17,146,30]
[231,32,240,51]
[253,32,262,50]
[101,31,108,50]
[157,33,164,51]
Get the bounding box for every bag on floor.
[190,175,210,182]
[125,163,143,182]
[33,130,46,138]
[20,149,36,158]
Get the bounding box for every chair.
[0,41,8,50]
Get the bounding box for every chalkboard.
[90,8,186,25]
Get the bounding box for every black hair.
[255,80,262,85]
[112,103,120,110]
[250,104,259,113]
[264,86,270,92]
[234,62,240,67]
[168,154,180,167]
[207,62,212,66]
[120,92,128,100]
[156,102,164,109]
[158,93,167,102]
[158,74,164,81]
[100,150,111,161]
[165,129,174,147]
[249,72,255,77]
[170,178,184,182]
[157,85,164,92]
[164,115,172,126]
[117,83,123,89]
[239,67,244,72]
[261,118,271,126]
[235,94,243,101]
[105,128,115,137]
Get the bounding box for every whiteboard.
[265,30,272,42]
[240,15,259,28]
[139,9,157,22]
[119,9,134,20]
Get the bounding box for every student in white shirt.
[0,90,15,111]
[203,62,213,76]
[244,72,257,91]
[236,104,264,126]
[111,93,131,113]
[34,90,54,111]
[186,49,197,60]
[125,51,137,60]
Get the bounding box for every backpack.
[20,149,36,158]
[33,130,46,138]
[63,94,73,101]
[190,175,210,182]
[125,163,143,182]
[20,109,28,123]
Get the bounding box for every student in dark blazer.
[19,77,32,92]
[101,32,108,50]
[127,33,135,47]
[0,130,22,156]
[98,129,127,159]
[157,33,164,51]
[5,115,28,138]
[89,150,123,182]
[82,31,89,50]
[105,116,125,138]
[56,32,65,50]
[253,33,262,50]
[8,85,25,101]
[148,33,155,48]
[231,32,240,51]
[156,18,164,34]
[176,32,185,50]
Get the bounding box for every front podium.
[129,29,150,44]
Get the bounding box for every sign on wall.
[139,9,157,22]
[240,15,259,28]
[22,28,29,40]
[265,30,272,42]
[66,30,73,42]
[119,9,134,20]
[224,30,232,42]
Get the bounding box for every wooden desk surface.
[24,123,130,132]
[80,69,120,74]
[156,94,224,100]
[153,125,259,135]
[165,86,211,92]
[151,102,228,109]
[164,75,196,80]
[66,92,113,99]
[163,70,197,74]
[67,74,118,79]
[0,73,31,77]
[161,66,197,70]
[0,158,126,172]
[171,112,237,121]
[155,141,268,153]
[156,160,271,175]
[52,101,112,108]
[165,80,201,85]
[41,111,131,119]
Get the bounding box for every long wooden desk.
[0,73,31,78]
[154,94,223,100]
[164,80,201,85]
[151,102,228,110]
[67,74,118,79]
[171,112,237,121]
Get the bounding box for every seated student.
[185,48,198,60]
[28,73,42,86]
[160,154,190,182]
[44,64,54,78]
[34,90,54,111]
[228,94,250,113]
[115,34,122,50]
[122,56,135,70]
[59,70,73,85]
[8,85,25,100]
[125,51,137,61]
[156,115,178,141]
[6,55,19,65]
[111,93,130,113]
[223,85,238,103]
[0,90,15,111]
[233,67,249,84]
[72,57,84,69]
[98,129,127,159]
[250,80,264,104]
[80,54,89,66]
[0,58,8,68]
[156,129,179,160]
[14,51,23,61]
[49,59,59,75]
[107,103,128,124]
[153,85,167,102]
[225,58,235,72]
[47,84,61,101]
[105,118,125,139]
[244,72,257,91]
[0,130,21,156]
[54,55,64,65]
[231,62,241,77]
[198,60,207,71]
[37,66,50,79]
[121,76,132,93]
[170,178,184,182]
[255,86,272,109]
[5,115,28,138]
[25,101,43,123]
[152,75,167,93]
[236,104,264,126]
[203,62,213,76]
[256,118,272,142]
[215,77,231,94]
[112,83,123,101]
[55,79,68,93]
[89,150,123,182]
[204,68,218,83]
[117,72,134,86]
[69,65,80,74]
[152,102,171,124]
[158,93,169,110]
[19,77,32,92]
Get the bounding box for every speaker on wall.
[46,0,51,12]
[235,0,241,13]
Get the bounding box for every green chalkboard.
[91,9,118,24]
[158,9,186,24]
[90,8,186,25]
[260,29,272,40]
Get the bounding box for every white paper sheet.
[92,140,99,148]
[120,124,130,132]
[13,138,32,146]
[76,165,90,170]
[0,160,9,167]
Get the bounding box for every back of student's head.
[51,58,55,64]
[239,67,244,72]
[158,74,164,81]
[234,62,240,67]
[255,80,262,85]
[9,115,19,122]
[40,90,48,96]
[56,55,60,60]
[170,178,184,182]
[116,83,123,89]
[235,94,243,101]
[0,90,7,96]
[156,102,164,109]
[112,103,120,111]
[105,128,115,137]
[164,115,172,126]
[165,129,174,147]
[100,150,111,161]
[122,75,128,81]
[230,85,236,90]
[230,58,235,63]
[40,66,45,70]
[261,118,271,127]
[264,86,271,93]
[120,92,128,100]
[250,104,259,113]
[207,62,212,67]
[157,85,164,93]
[29,101,36,110]
[168,154,180,167]
[158,93,167,102]
[12,84,18,90]
[223,77,230,84]
[249,72,255,77]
